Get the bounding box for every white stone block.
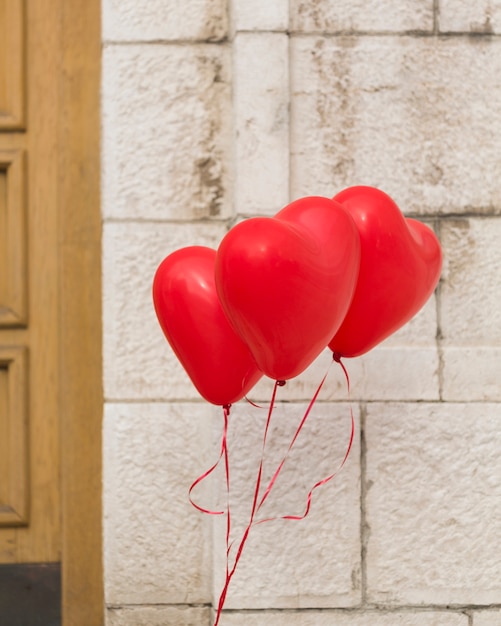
[106,605,210,626]
[232,0,288,31]
[440,218,501,401]
[291,0,434,33]
[103,402,218,605]
[211,401,361,608]
[102,44,232,220]
[102,0,228,42]
[233,33,290,216]
[102,221,228,401]
[440,218,501,346]
[439,0,501,33]
[342,347,440,401]
[365,402,501,605]
[442,347,501,402]
[473,610,501,626]
[221,610,468,625]
[290,36,501,215]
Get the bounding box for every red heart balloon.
[329,186,442,358]
[153,246,262,405]
[215,197,360,380]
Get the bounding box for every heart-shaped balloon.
[153,246,262,405]
[329,186,442,358]
[215,197,360,380]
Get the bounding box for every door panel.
[0,148,26,325]
[0,0,61,569]
[0,345,28,527]
[0,0,103,623]
[0,0,24,129]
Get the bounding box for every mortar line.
[100,213,501,226]
[288,30,501,39]
[107,603,501,612]
[433,0,440,34]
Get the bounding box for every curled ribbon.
[192,356,355,626]
[189,404,231,516]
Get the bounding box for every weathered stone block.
[103,402,217,605]
[102,44,231,220]
[440,218,501,346]
[473,610,501,626]
[291,36,501,215]
[439,0,501,33]
[442,347,501,402]
[440,218,501,400]
[291,0,434,33]
[365,402,501,604]
[106,605,210,626]
[211,401,361,608]
[221,609,468,625]
[234,33,290,216]
[102,0,228,41]
[232,0,288,31]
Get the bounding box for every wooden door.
[0,1,102,624]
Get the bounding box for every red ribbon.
[189,404,231,516]
[192,356,355,626]
[255,354,354,524]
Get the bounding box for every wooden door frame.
[57,1,103,624]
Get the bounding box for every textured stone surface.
[440,218,501,401]
[291,36,501,215]
[291,0,434,33]
[103,402,217,604]
[442,347,501,402]
[473,610,501,626]
[106,605,210,626]
[439,0,501,33]
[102,44,231,220]
[102,221,228,401]
[102,0,227,41]
[233,33,290,216]
[100,0,501,617]
[211,402,361,608]
[365,402,501,604]
[221,610,467,625]
[232,0,288,31]
[440,219,501,346]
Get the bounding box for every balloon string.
[213,380,284,626]
[213,358,354,623]
[255,353,354,525]
[256,361,333,512]
[333,351,350,393]
[245,396,265,409]
[272,409,354,522]
[189,404,231,516]
[222,406,231,582]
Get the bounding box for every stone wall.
[102,0,501,624]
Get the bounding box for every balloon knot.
[277,380,286,387]
[332,352,342,364]
[223,404,231,414]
